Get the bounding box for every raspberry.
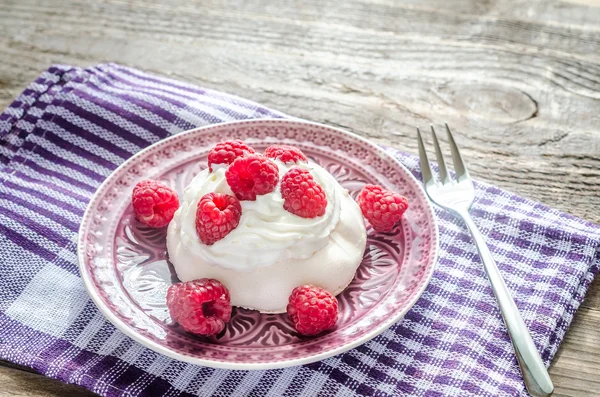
[196,193,242,245]
[225,155,279,201]
[131,180,179,228]
[280,168,327,218]
[207,140,255,172]
[287,285,338,336]
[357,184,408,232]
[264,144,307,164]
[167,278,232,336]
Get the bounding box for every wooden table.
[1,0,599,395]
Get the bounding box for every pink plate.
[77,119,439,369]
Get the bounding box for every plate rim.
[77,118,439,370]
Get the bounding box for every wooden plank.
[0,0,599,396]
[1,0,599,223]
[0,364,95,397]
[550,307,600,396]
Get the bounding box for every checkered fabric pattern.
[1,64,599,397]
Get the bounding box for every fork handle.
[457,210,554,397]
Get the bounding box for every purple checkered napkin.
[1,63,599,397]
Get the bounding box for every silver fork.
[417,125,554,397]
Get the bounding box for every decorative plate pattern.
[77,119,439,369]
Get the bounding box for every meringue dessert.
[166,142,367,313]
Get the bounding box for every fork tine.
[445,124,470,181]
[416,128,435,186]
[430,126,451,184]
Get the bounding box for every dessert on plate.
[167,142,367,315]
[131,140,408,336]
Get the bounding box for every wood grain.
[0,0,599,396]
[0,363,95,397]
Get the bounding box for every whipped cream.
[167,159,367,313]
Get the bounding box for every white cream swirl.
[167,158,367,313]
[171,160,342,271]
